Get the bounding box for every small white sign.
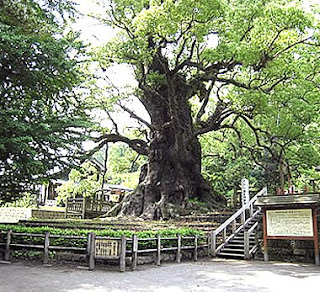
[0,207,32,223]
[266,209,314,237]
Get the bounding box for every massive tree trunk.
[116,57,223,219]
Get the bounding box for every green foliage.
[201,131,262,196]
[107,143,146,188]
[2,192,37,208]
[56,162,103,204]
[0,223,204,250]
[96,0,320,198]
[108,143,147,174]
[0,0,95,201]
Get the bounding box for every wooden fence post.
[207,235,211,257]
[222,228,227,242]
[88,233,96,270]
[249,203,254,217]
[131,234,138,271]
[244,231,249,260]
[86,233,91,267]
[43,232,50,264]
[176,234,181,263]
[241,211,245,225]
[4,230,12,261]
[119,235,126,272]
[156,234,161,266]
[210,231,216,257]
[193,235,198,261]
[82,197,86,219]
[232,220,236,234]
[65,199,68,218]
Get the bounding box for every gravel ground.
[0,258,319,292]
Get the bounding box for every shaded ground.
[0,258,319,292]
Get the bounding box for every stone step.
[223,244,246,249]
[220,248,245,253]
[217,252,245,259]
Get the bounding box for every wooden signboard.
[266,209,314,237]
[95,239,120,258]
[255,194,319,265]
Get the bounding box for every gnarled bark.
[113,63,224,219]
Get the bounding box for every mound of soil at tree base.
[19,209,233,232]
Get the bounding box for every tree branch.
[94,134,149,156]
[195,81,214,124]
[117,102,152,129]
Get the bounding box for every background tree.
[0,0,95,203]
[56,161,102,205]
[107,143,147,189]
[92,0,320,219]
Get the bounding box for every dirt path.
[0,258,319,292]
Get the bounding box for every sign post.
[241,178,250,208]
[256,194,319,265]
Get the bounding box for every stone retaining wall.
[31,210,65,220]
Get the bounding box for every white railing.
[210,187,267,257]
[244,221,259,259]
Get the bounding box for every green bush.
[0,224,205,250]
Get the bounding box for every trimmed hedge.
[0,224,205,250]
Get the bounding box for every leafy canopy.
[95,0,320,193]
[0,0,95,202]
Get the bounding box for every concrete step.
[217,252,245,259]
[220,248,245,253]
[223,244,253,249]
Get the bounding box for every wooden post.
[131,234,138,271]
[193,235,198,261]
[82,197,86,219]
[244,231,249,260]
[241,211,245,225]
[210,231,216,257]
[222,228,227,242]
[86,233,91,267]
[156,234,161,266]
[176,234,181,263]
[312,208,319,265]
[249,203,254,217]
[65,199,68,218]
[4,230,12,261]
[262,209,268,261]
[231,220,236,234]
[88,233,96,270]
[119,235,126,272]
[43,232,50,264]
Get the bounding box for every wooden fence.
[0,230,209,272]
[65,198,113,219]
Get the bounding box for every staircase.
[210,188,267,260]
[217,212,262,259]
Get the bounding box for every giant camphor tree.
[0,0,94,202]
[93,0,320,219]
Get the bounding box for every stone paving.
[0,258,319,292]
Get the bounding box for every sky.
[72,1,148,151]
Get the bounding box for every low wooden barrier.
[65,198,113,219]
[0,230,209,272]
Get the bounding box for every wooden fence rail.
[0,230,209,272]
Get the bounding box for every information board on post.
[266,208,314,237]
[95,239,120,258]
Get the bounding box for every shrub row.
[0,224,205,249]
